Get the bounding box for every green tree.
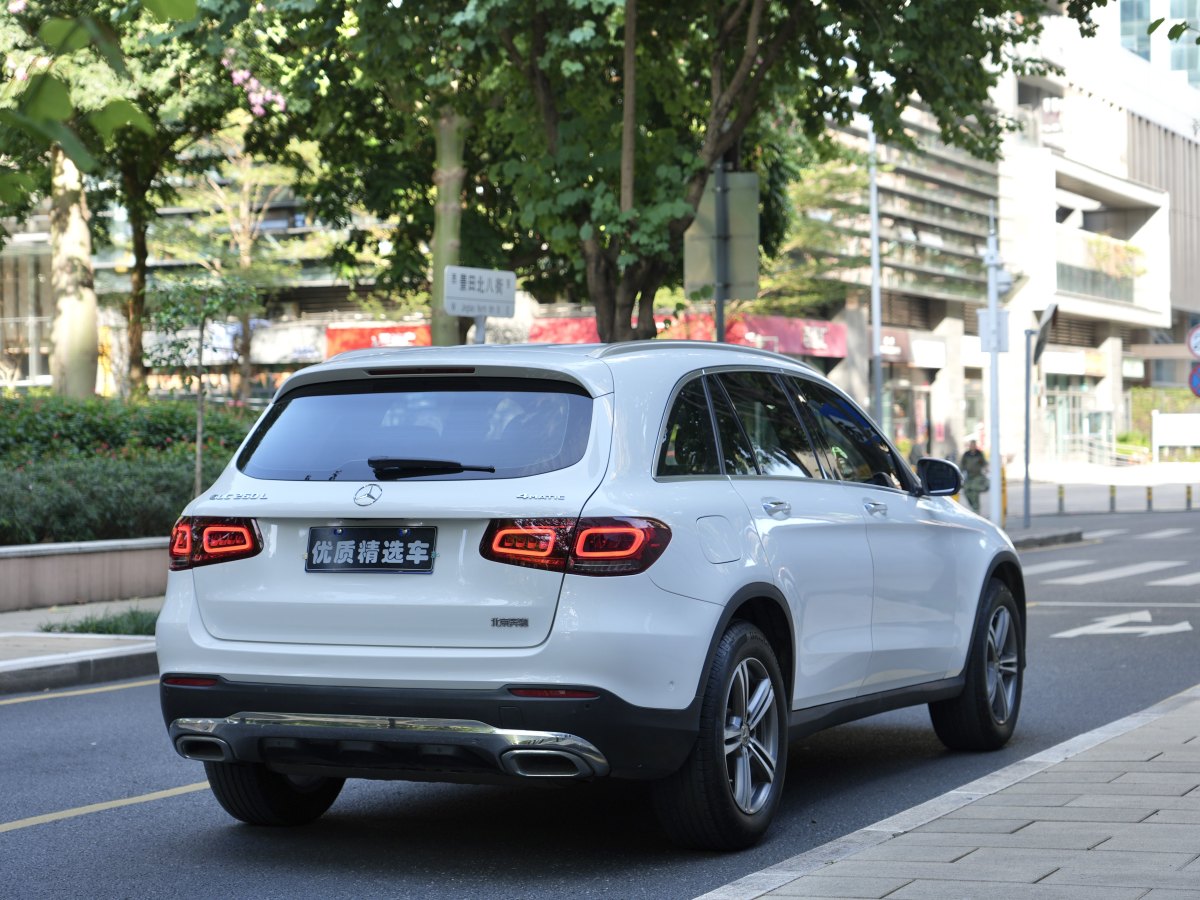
[86,5,247,394]
[755,146,871,319]
[147,273,257,494]
[152,110,302,402]
[445,0,1110,341]
[1,0,231,399]
[246,0,549,344]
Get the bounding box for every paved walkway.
[700,684,1200,899]
[0,596,161,695]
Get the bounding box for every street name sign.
[444,266,516,318]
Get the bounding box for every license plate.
[305,526,437,573]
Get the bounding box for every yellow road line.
[0,678,158,707]
[0,782,209,834]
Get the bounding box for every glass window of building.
[1121,0,1152,60]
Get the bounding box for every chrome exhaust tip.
[175,735,233,762]
[501,748,595,778]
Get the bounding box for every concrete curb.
[0,644,157,696]
[1009,529,1083,550]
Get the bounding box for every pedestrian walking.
[959,439,988,512]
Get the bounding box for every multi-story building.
[988,2,1200,470]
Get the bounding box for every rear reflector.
[509,688,600,699]
[162,676,220,687]
[169,517,262,570]
[480,517,670,576]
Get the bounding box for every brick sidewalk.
[700,685,1200,899]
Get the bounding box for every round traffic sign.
[1188,323,1200,360]
[1191,363,1200,398]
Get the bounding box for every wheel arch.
[693,582,795,703]
[976,550,1027,663]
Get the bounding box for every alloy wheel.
[723,657,780,815]
[986,606,1020,725]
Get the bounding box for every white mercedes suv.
[157,340,1025,850]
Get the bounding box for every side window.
[716,371,820,478]
[656,378,720,476]
[792,378,904,490]
[709,378,758,476]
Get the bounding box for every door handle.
[864,500,888,517]
[762,498,791,517]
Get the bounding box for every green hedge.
[0,454,233,545]
[0,394,254,545]
[0,394,254,463]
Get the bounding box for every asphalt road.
[2,510,1198,899]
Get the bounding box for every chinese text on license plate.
[306,526,437,574]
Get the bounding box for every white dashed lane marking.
[1044,561,1186,586]
[1134,528,1193,540]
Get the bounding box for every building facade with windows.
[985,3,1200,470]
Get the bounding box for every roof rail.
[592,339,817,371]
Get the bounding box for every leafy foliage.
[0,453,229,544]
[0,392,253,463]
[5,0,1115,350]
[755,142,871,318]
[0,0,196,226]
[0,392,252,545]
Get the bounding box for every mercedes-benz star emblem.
[354,483,383,506]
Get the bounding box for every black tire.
[930,579,1024,751]
[204,761,344,826]
[652,621,788,851]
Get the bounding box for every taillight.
[169,517,262,570]
[481,518,575,572]
[480,517,670,576]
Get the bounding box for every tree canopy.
[239,0,1108,341]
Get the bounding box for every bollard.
[1147,485,1153,513]
[1001,467,1007,529]
[1188,485,1194,512]
[1109,484,1116,513]
[1057,484,1064,515]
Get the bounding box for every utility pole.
[1024,302,1057,528]
[981,207,1011,524]
[713,156,728,343]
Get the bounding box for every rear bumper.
[161,677,700,781]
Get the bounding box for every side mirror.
[916,457,963,497]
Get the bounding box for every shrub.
[0,453,232,544]
[0,393,254,463]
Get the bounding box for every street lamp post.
[868,125,882,424]
[981,210,1011,525]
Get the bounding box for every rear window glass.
[238,377,593,481]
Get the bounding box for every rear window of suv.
[238,376,593,481]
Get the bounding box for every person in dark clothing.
[960,439,988,512]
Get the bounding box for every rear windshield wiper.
[367,457,497,479]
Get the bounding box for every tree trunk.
[124,169,149,395]
[194,314,206,498]
[48,146,98,398]
[582,238,617,342]
[236,310,252,404]
[583,243,663,343]
[430,107,468,346]
[620,0,636,213]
